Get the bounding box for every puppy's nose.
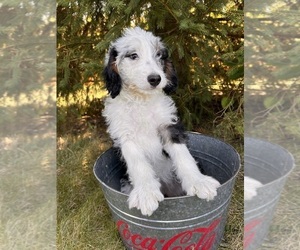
[147,74,161,87]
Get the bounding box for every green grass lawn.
[57,131,125,249]
[57,127,244,250]
[0,133,56,249]
[0,85,56,249]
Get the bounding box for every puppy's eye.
[157,49,168,60]
[156,51,162,58]
[126,53,139,60]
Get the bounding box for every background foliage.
[0,1,55,96]
[245,0,300,141]
[0,0,56,135]
[57,0,244,137]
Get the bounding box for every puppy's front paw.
[128,185,164,216]
[244,176,263,200]
[184,175,221,201]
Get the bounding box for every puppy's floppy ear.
[162,49,178,95]
[103,47,122,98]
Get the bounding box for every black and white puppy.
[102,27,220,216]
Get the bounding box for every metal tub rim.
[245,137,295,188]
[93,132,241,201]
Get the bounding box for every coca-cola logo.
[244,218,263,249]
[117,218,221,250]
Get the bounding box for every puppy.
[102,27,220,216]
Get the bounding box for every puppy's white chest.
[130,105,161,128]
[121,95,176,127]
[103,94,177,152]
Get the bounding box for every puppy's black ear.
[103,47,122,98]
[162,50,178,95]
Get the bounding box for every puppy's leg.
[162,125,220,201]
[244,176,263,200]
[121,141,164,216]
[165,143,220,200]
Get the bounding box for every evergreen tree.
[245,0,300,85]
[0,1,55,98]
[0,1,56,134]
[245,0,300,141]
[57,0,243,130]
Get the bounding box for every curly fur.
[102,27,220,216]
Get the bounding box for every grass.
[57,122,244,250]
[57,131,124,249]
[0,132,56,249]
[0,83,56,249]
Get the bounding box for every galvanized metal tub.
[94,133,240,250]
[244,138,294,250]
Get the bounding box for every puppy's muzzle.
[148,74,161,87]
